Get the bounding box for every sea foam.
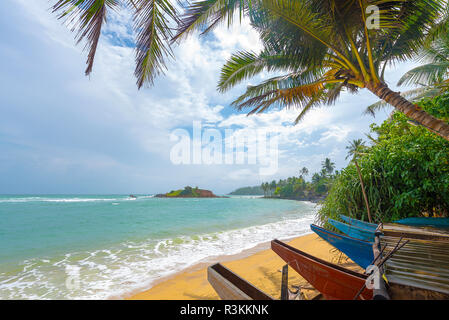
[0,206,315,299]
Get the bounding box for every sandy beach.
[128,233,363,300]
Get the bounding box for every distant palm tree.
[262,182,270,196]
[311,173,321,184]
[319,168,328,178]
[174,0,449,141]
[300,167,309,178]
[270,180,277,196]
[321,158,335,175]
[346,139,372,223]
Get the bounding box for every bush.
[317,94,449,224]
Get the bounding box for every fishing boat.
[394,217,449,228]
[271,239,373,300]
[311,224,374,269]
[340,215,378,231]
[207,263,274,300]
[328,218,376,242]
[208,263,322,300]
[339,215,449,241]
[272,239,449,300]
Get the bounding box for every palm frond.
[376,0,445,66]
[424,2,449,43]
[218,50,319,92]
[293,94,323,124]
[133,0,179,88]
[230,71,327,119]
[258,0,339,57]
[52,0,119,75]
[398,62,449,87]
[172,0,248,42]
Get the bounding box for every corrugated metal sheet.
[380,236,449,295]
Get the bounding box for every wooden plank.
[382,223,449,242]
[280,264,288,300]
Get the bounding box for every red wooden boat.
[271,239,373,300]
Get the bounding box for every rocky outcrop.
[155,186,223,198]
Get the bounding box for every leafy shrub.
[317,94,449,224]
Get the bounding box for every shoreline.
[118,233,304,300]
[228,195,325,204]
[126,233,362,300]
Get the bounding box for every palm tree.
[321,158,335,175]
[174,0,449,141]
[311,173,321,184]
[300,167,309,178]
[261,182,267,196]
[270,180,277,196]
[346,139,372,223]
[263,182,270,196]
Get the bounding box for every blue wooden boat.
[340,215,378,231]
[394,217,449,228]
[328,218,375,242]
[311,224,374,269]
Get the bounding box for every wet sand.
[127,233,362,300]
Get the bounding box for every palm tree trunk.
[354,160,372,223]
[367,83,449,141]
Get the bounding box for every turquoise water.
[0,195,316,299]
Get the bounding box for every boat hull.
[271,239,372,300]
[311,224,374,269]
[207,263,273,300]
[328,218,375,242]
[394,217,449,228]
[340,215,378,231]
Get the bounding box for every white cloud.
[1,0,419,194]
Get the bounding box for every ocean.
[0,195,317,299]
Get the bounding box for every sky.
[0,1,417,194]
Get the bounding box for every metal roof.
[381,235,449,295]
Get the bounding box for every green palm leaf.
[218,50,311,92]
[133,0,179,88]
[172,0,249,41]
[52,0,119,75]
[398,62,449,87]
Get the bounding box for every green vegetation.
[318,93,449,224]
[228,186,264,195]
[261,158,336,201]
[166,189,183,197]
[164,186,207,197]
